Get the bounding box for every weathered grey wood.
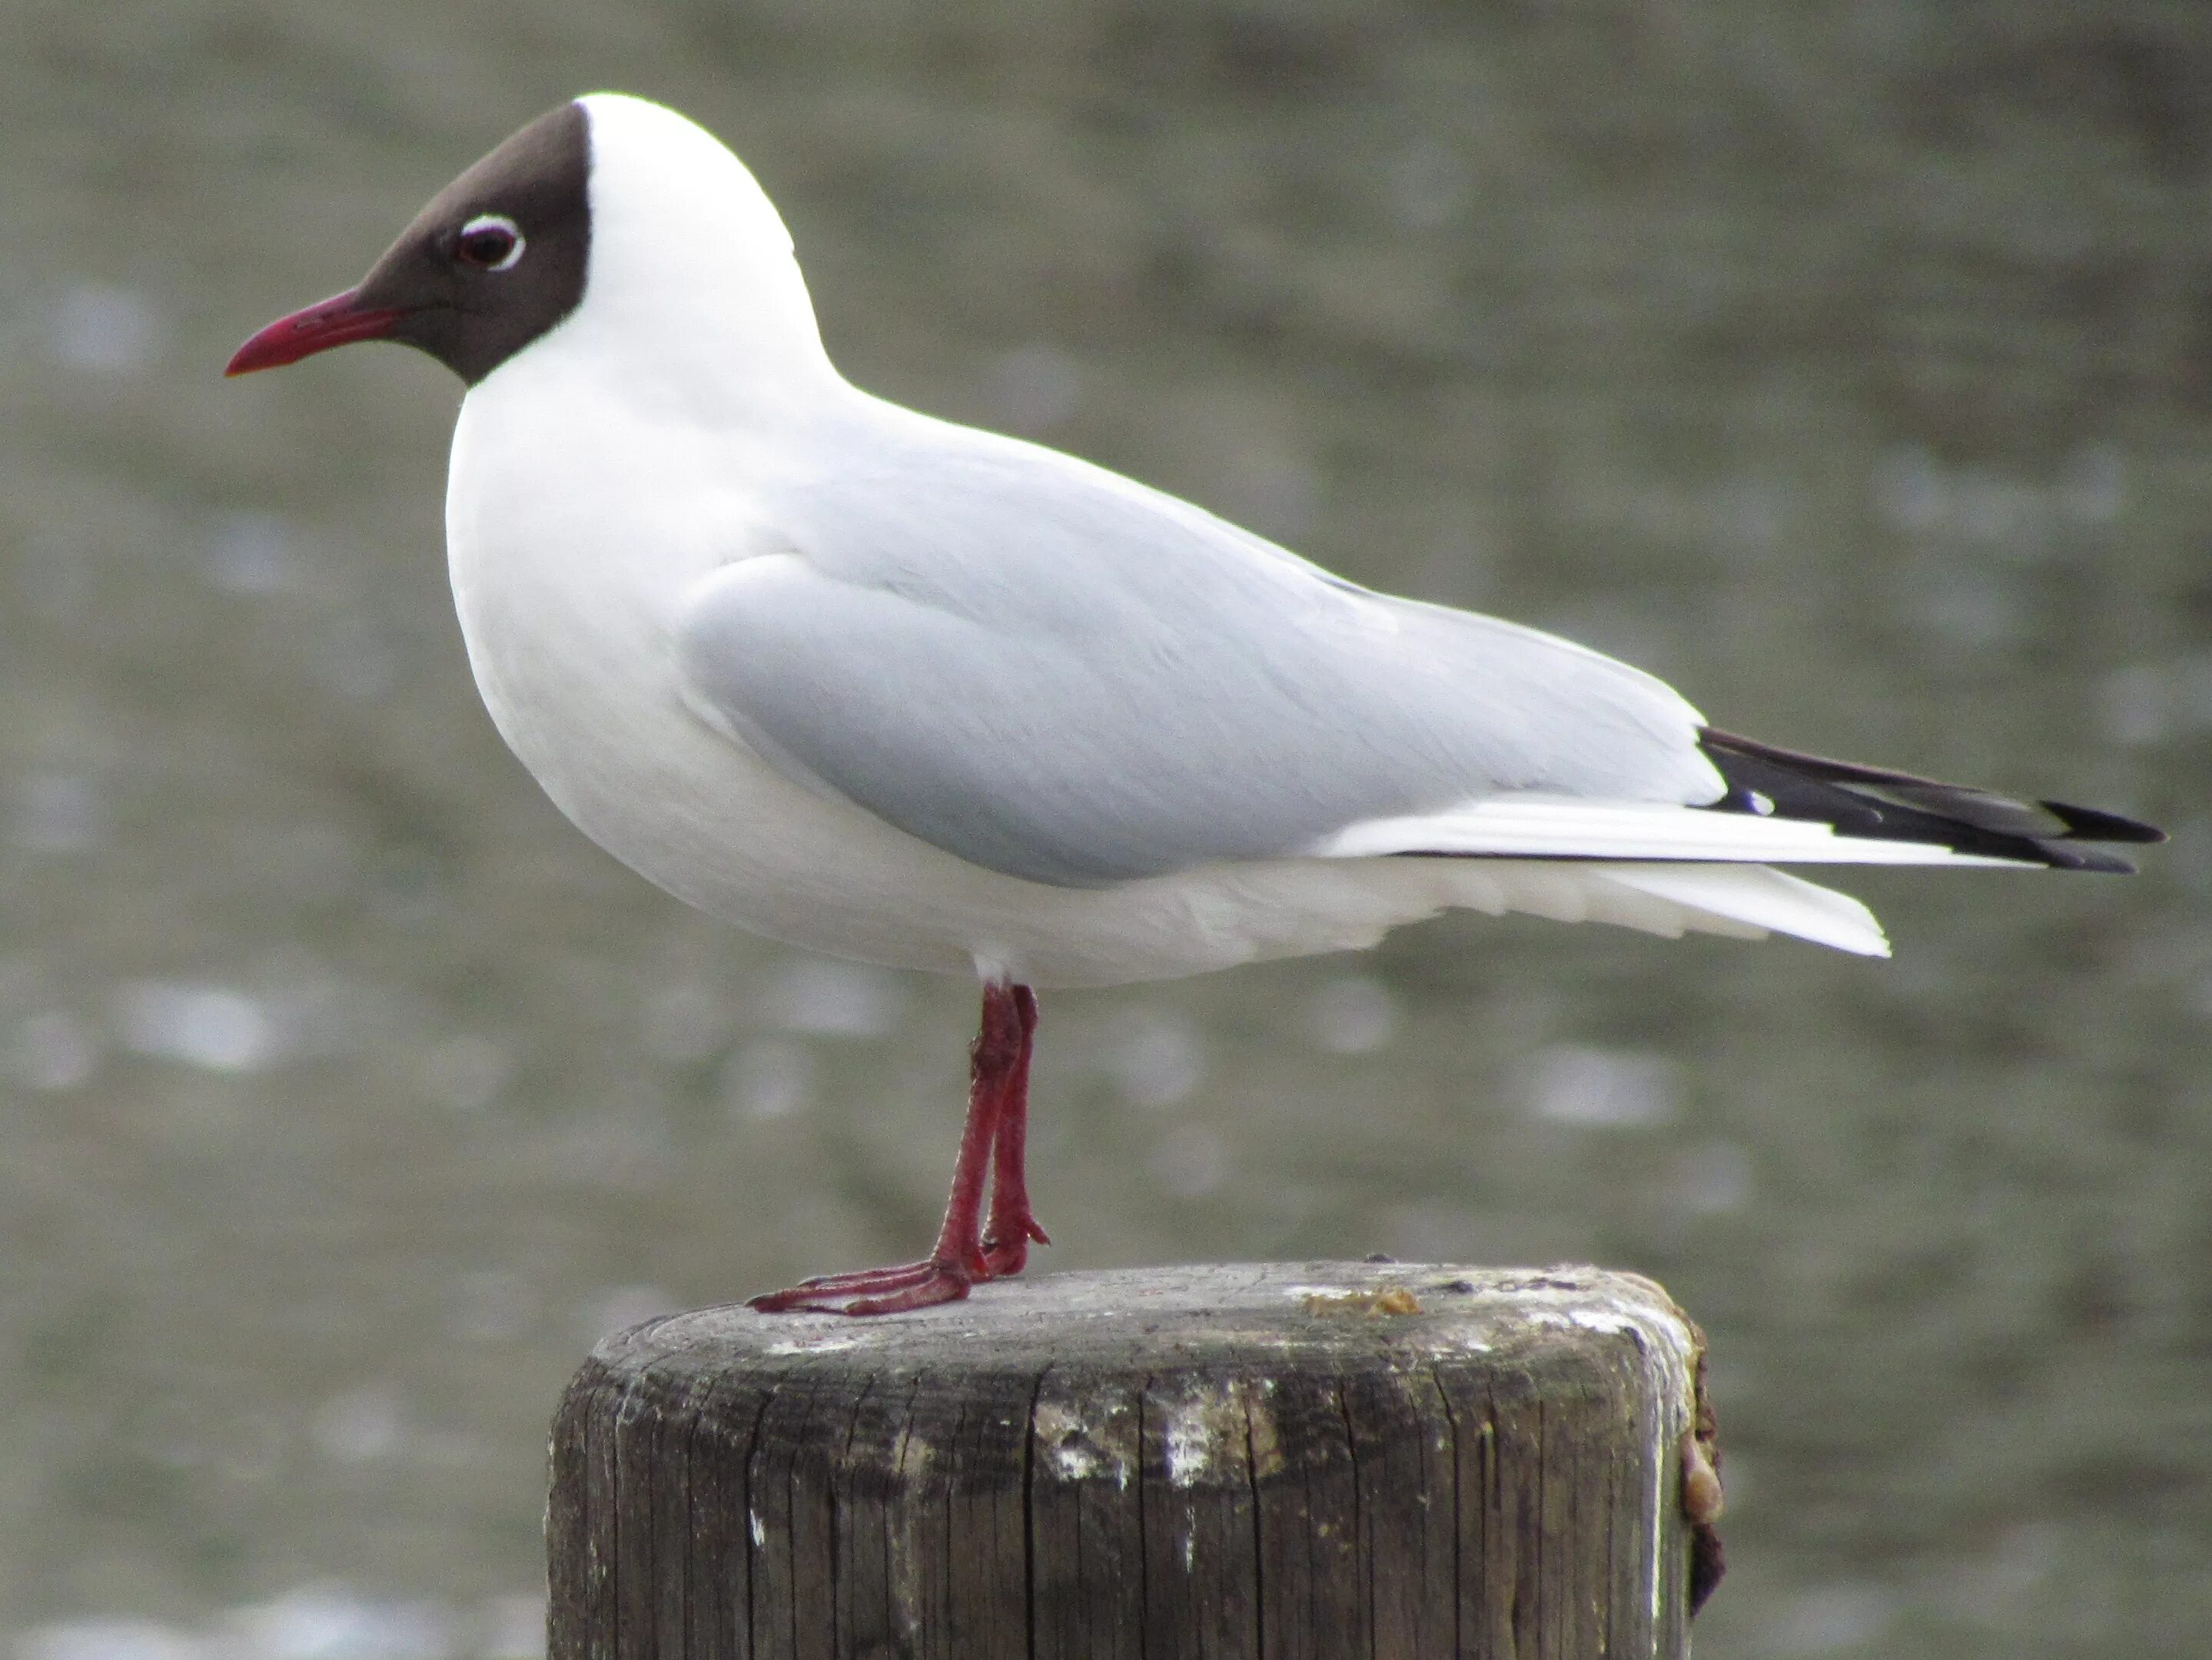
[548,1263,1708,1659]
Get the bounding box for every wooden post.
[549,1262,1712,1659]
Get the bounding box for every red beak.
[225,287,408,376]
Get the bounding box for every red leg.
[981,985,1049,1277]
[749,982,1030,1316]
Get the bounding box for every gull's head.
[227,94,825,390]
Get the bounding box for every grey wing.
[676,437,1722,888]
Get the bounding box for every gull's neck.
[535,98,852,430]
[516,263,849,433]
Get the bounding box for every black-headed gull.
[228,95,2160,1314]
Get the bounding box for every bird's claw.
[747,1257,979,1316]
[980,1213,1050,1277]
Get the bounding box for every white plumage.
[417,92,2150,987]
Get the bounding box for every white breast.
[442,358,972,969]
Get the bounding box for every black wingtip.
[1697,729,2161,872]
[2038,844,2139,875]
[2040,799,2166,845]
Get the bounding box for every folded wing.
[678,432,1722,888]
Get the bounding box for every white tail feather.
[1405,858,1889,956]
[1316,796,2021,868]
[1597,864,1890,957]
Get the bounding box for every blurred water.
[3,3,2208,1657]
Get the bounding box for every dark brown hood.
[228,101,592,384]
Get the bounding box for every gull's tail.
[1317,730,2162,959]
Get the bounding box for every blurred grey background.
[5,2,2208,1656]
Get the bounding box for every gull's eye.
[455,214,525,272]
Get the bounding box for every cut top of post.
[617,1259,1699,1378]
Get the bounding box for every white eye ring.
[457,214,526,272]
